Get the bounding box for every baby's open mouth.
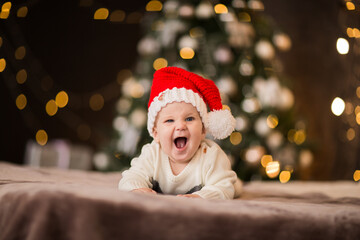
[174,137,187,149]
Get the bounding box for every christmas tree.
[95,0,312,182]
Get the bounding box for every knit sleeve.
[195,141,237,200]
[118,142,157,191]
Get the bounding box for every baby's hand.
[131,188,157,194]
[177,194,202,198]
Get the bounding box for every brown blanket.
[0,162,359,240]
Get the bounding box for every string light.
[89,93,104,111]
[261,155,273,168]
[15,46,26,60]
[36,129,48,146]
[354,170,360,182]
[279,170,291,183]
[17,6,28,18]
[94,8,109,20]
[346,1,355,10]
[153,58,168,70]
[266,161,280,178]
[336,38,349,54]
[16,94,27,110]
[266,114,278,129]
[16,69,27,84]
[180,47,195,59]
[55,91,69,108]
[46,100,58,116]
[331,97,345,116]
[0,58,6,72]
[214,4,228,14]
[146,0,163,12]
[0,2,11,19]
[230,132,242,145]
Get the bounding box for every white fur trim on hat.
[207,109,236,139]
[147,87,208,137]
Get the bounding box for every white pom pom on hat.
[147,66,235,139]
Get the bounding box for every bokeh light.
[214,4,228,14]
[16,69,27,84]
[230,132,242,145]
[94,8,109,20]
[89,93,104,111]
[46,99,58,116]
[354,170,360,181]
[0,58,6,72]
[261,155,273,168]
[55,91,69,108]
[331,97,345,116]
[180,47,195,59]
[36,129,48,146]
[15,46,26,60]
[336,38,349,55]
[146,0,163,11]
[16,94,27,110]
[153,58,168,70]
[279,170,291,183]
[266,161,280,178]
[17,6,28,17]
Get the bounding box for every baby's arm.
[118,144,156,193]
[196,146,237,200]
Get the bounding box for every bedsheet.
[0,162,359,240]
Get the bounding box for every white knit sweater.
[118,139,238,200]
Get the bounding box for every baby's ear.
[153,127,160,143]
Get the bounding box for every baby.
[118,67,241,200]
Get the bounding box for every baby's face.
[153,102,206,164]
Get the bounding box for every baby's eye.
[185,117,195,121]
[165,119,174,123]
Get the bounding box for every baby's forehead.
[158,101,199,115]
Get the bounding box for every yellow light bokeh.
[356,87,360,99]
[15,46,26,60]
[16,94,27,110]
[238,12,251,22]
[0,2,11,19]
[16,69,27,84]
[214,4,228,14]
[356,113,360,125]
[55,91,69,108]
[94,8,109,20]
[180,47,195,59]
[146,0,163,11]
[346,1,355,10]
[267,114,279,129]
[279,171,291,183]
[222,105,231,111]
[287,129,296,142]
[153,58,168,70]
[89,93,104,111]
[36,129,48,146]
[110,10,126,22]
[0,58,6,72]
[261,155,273,168]
[346,128,355,141]
[355,106,360,115]
[17,6,28,18]
[230,132,242,145]
[294,129,306,145]
[130,83,145,98]
[266,161,280,178]
[354,170,360,182]
[46,99,58,116]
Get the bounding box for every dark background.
[1,0,359,180]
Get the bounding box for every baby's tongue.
[175,137,186,148]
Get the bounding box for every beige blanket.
[0,162,359,240]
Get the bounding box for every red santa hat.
[147,66,235,139]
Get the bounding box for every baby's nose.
[176,120,186,130]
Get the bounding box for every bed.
[0,161,359,240]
